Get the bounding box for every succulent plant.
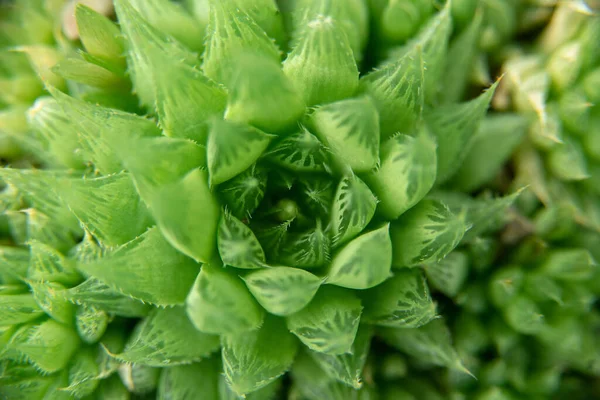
[0,0,598,399]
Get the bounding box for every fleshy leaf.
[225,53,305,133]
[50,88,161,174]
[202,0,281,85]
[359,45,424,138]
[2,319,81,374]
[538,249,595,281]
[547,138,590,181]
[364,130,437,220]
[75,304,108,344]
[230,0,287,46]
[423,251,469,298]
[158,358,220,400]
[296,176,335,219]
[51,58,126,89]
[28,240,80,285]
[222,315,298,396]
[326,224,392,290]
[75,4,126,68]
[64,277,150,318]
[280,222,331,268]
[379,318,471,375]
[28,281,74,325]
[62,348,99,398]
[96,375,131,400]
[244,267,323,316]
[308,324,373,389]
[361,268,437,328]
[426,81,498,183]
[310,96,380,172]
[218,165,268,219]
[330,175,378,247]
[265,127,330,172]
[218,212,266,269]
[77,227,200,306]
[0,293,44,325]
[286,286,362,355]
[118,363,161,395]
[58,173,153,248]
[219,374,282,400]
[503,295,544,335]
[0,246,29,283]
[114,307,220,366]
[186,264,265,334]
[208,119,274,186]
[450,114,528,192]
[390,199,467,268]
[142,168,220,263]
[283,11,359,106]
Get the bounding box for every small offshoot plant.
[0,0,598,399]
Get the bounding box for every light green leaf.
[539,249,595,281]
[427,81,498,183]
[284,11,358,106]
[326,224,392,290]
[244,267,322,316]
[146,168,221,263]
[127,0,207,52]
[364,130,437,220]
[359,45,424,138]
[75,304,108,344]
[24,209,76,254]
[1,319,81,374]
[114,306,220,366]
[225,53,305,133]
[28,240,80,285]
[0,246,29,283]
[230,0,287,46]
[95,375,130,400]
[51,58,126,89]
[265,127,330,172]
[218,165,268,220]
[63,347,99,398]
[64,278,151,318]
[78,227,200,306]
[502,295,544,335]
[208,119,274,186]
[58,173,153,248]
[423,251,469,298]
[0,293,43,326]
[379,318,471,375]
[75,4,126,68]
[280,222,331,268]
[158,358,220,400]
[219,367,283,400]
[547,138,590,181]
[186,264,264,334]
[361,268,437,328]
[286,286,362,355]
[309,324,373,389]
[450,114,529,192]
[202,0,281,85]
[218,213,266,269]
[50,88,161,175]
[488,265,525,309]
[310,96,380,172]
[222,315,298,396]
[28,281,74,325]
[118,363,161,395]
[390,200,466,268]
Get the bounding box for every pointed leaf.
[362,268,437,328]
[59,173,153,248]
[423,251,469,298]
[52,58,126,88]
[379,319,470,375]
[24,209,76,253]
[503,295,544,335]
[309,324,373,389]
[310,96,380,172]
[427,81,498,183]
[286,286,362,355]
[158,358,220,400]
[280,222,331,268]
[75,4,126,67]
[78,227,200,306]
[0,246,29,283]
[0,293,44,325]
[28,240,80,285]
[75,304,108,344]
[390,200,466,268]
[63,348,100,399]
[118,363,161,394]
[222,315,298,396]
[208,119,274,185]
[296,175,335,219]
[265,128,330,172]
[146,168,221,263]
[539,249,595,281]
[28,281,74,325]
[244,267,322,316]
[202,0,281,85]
[364,130,437,220]
[284,12,358,106]
[186,264,264,334]
[225,53,305,133]
[326,224,392,290]
[359,46,424,138]
[218,212,266,269]
[115,307,220,366]
[64,277,150,318]
[218,165,268,220]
